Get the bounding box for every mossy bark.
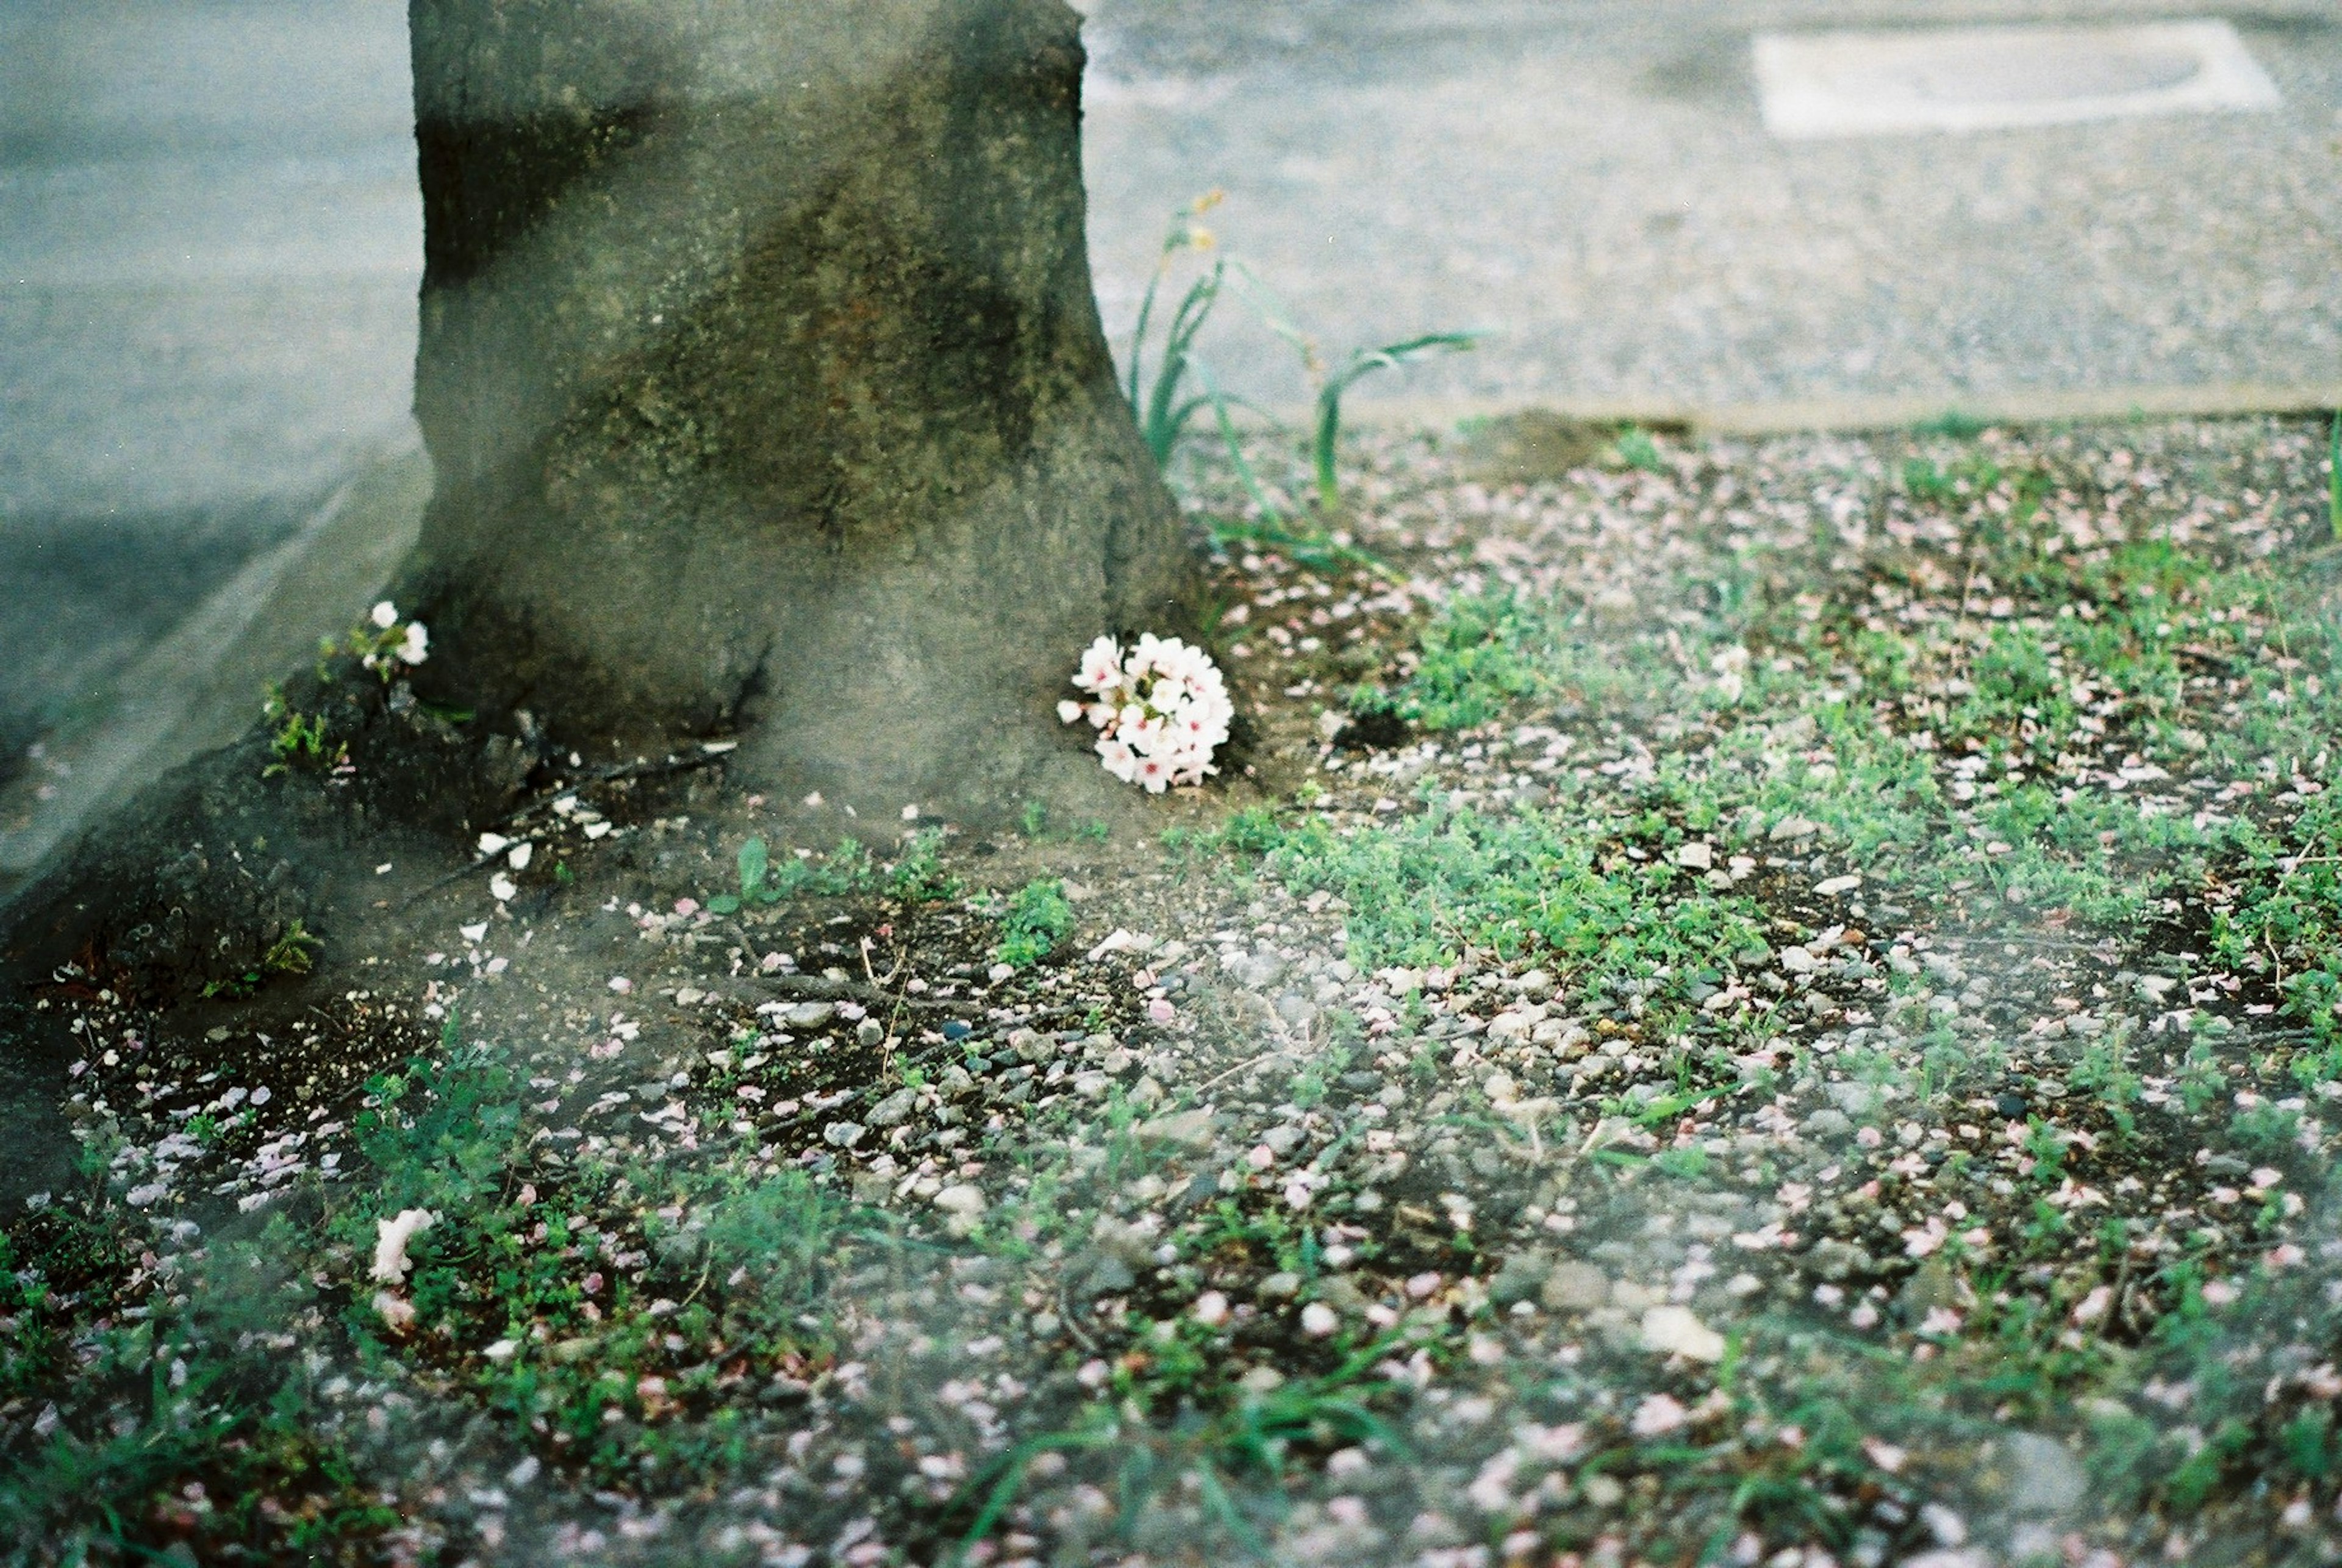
[399,0,1195,815]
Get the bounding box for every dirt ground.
[5,413,2342,1568]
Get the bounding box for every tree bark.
[399,0,1196,815]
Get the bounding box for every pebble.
[1999,1431,2088,1517]
[865,1089,918,1128]
[1539,1261,1611,1312]
[1134,1109,1216,1150]
[785,1002,836,1029]
[1641,1305,1726,1361]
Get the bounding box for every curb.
[0,444,431,898]
[1310,382,2342,437]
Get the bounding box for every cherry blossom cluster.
[1058,632,1233,792]
[352,599,430,679]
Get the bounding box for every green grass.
[709,831,958,914]
[991,878,1076,970]
[948,1331,1414,1564]
[0,1204,392,1559]
[1240,797,1767,1015]
[333,1030,867,1487]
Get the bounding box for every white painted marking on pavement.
[1753,20,2280,140]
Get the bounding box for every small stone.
[1674,842,1713,870]
[1993,1093,2028,1119]
[1825,1079,1885,1116]
[1489,1250,1553,1306]
[785,1001,836,1029]
[2000,1432,2087,1517]
[1897,1257,1968,1319]
[1807,1239,1873,1281]
[856,1018,884,1046]
[1134,1109,1215,1150]
[933,1184,986,1236]
[1539,1261,1610,1312]
[1258,1271,1302,1298]
[1803,1107,1853,1137]
[1778,946,1816,975]
[1081,1254,1136,1296]
[1641,1304,1726,1361]
[823,1121,866,1148]
[865,1088,918,1128]
[1008,1028,1054,1064]
[1580,1473,1625,1508]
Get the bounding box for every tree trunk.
[398,0,1195,818]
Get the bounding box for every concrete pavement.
[1080,0,2342,419]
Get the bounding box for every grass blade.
[1142,264,1224,464]
[1192,358,1287,529]
[2329,409,2340,545]
[1312,332,1488,507]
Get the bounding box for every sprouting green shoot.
[1192,357,1286,528]
[1309,332,1485,509]
[1124,193,1227,467]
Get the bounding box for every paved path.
[1080,0,2342,418]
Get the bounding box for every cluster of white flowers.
[360,600,430,675]
[1058,633,1233,792]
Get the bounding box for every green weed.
[992,879,1076,970]
[1389,589,1549,731]
[1610,423,1666,474]
[1124,194,1227,468]
[260,687,343,776]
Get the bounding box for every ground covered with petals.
[6,415,2341,1568]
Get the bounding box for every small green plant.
[1902,456,1956,503]
[1915,407,1988,439]
[710,835,878,912]
[1394,588,1549,731]
[948,1334,1409,1564]
[198,918,320,998]
[1124,192,1227,467]
[265,918,320,976]
[1610,423,1666,474]
[329,600,429,682]
[261,687,344,776]
[1305,333,1485,509]
[992,878,1075,970]
[885,827,961,901]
